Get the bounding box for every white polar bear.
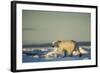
[44,40,88,59]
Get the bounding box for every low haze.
[22,10,91,45]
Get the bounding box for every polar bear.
[44,40,88,58]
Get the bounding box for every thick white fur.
[45,47,88,58]
[45,40,88,58]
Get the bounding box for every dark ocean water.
[23,42,90,48]
[22,42,91,63]
[22,47,91,63]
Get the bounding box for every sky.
[22,10,91,45]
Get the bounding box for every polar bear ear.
[52,40,62,47]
